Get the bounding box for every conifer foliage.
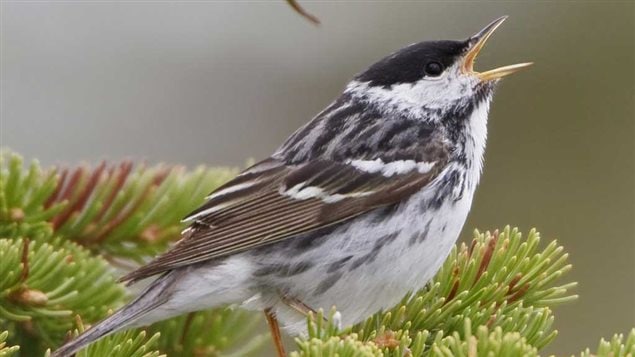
[0,150,633,356]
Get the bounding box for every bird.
[51,16,531,357]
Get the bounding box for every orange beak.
[462,16,533,81]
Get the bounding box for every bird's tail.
[50,271,179,357]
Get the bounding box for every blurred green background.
[1,1,633,355]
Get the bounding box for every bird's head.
[346,16,532,121]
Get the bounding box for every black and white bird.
[52,16,531,357]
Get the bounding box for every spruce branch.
[579,329,635,357]
[293,333,383,357]
[148,308,267,357]
[41,160,235,262]
[44,316,164,357]
[0,237,125,353]
[0,151,236,263]
[0,331,19,357]
[0,153,62,239]
[296,311,631,357]
[0,151,263,356]
[426,318,539,357]
[3,150,633,356]
[74,330,162,357]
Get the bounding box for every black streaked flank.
[314,272,343,295]
[327,255,354,273]
[408,221,432,246]
[349,231,400,271]
[408,231,421,247]
[253,262,314,277]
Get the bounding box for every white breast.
[464,100,490,189]
[267,102,492,334]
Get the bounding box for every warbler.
[52,16,531,357]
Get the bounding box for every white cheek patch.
[348,159,436,177]
[346,62,478,116]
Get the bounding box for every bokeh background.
[1,1,633,355]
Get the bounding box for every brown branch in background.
[474,230,499,283]
[507,283,530,303]
[50,166,86,229]
[51,163,107,230]
[445,266,461,303]
[508,273,522,293]
[90,177,157,245]
[72,162,106,213]
[151,165,172,186]
[44,168,67,209]
[20,238,31,282]
[95,161,133,221]
[90,164,170,245]
[58,167,84,204]
[42,160,174,247]
[286,0,320,25]
[10,238,48,306]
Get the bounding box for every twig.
[286,0,320,25]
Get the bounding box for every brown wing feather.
[120,155,448,284]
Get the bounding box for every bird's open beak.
[462,16,533,81]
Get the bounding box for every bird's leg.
[264,308,286,357]
[279,292,316,316]
[279,292,337,326]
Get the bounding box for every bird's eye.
[424,62,444,77]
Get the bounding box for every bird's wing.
[120,147,449,283]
